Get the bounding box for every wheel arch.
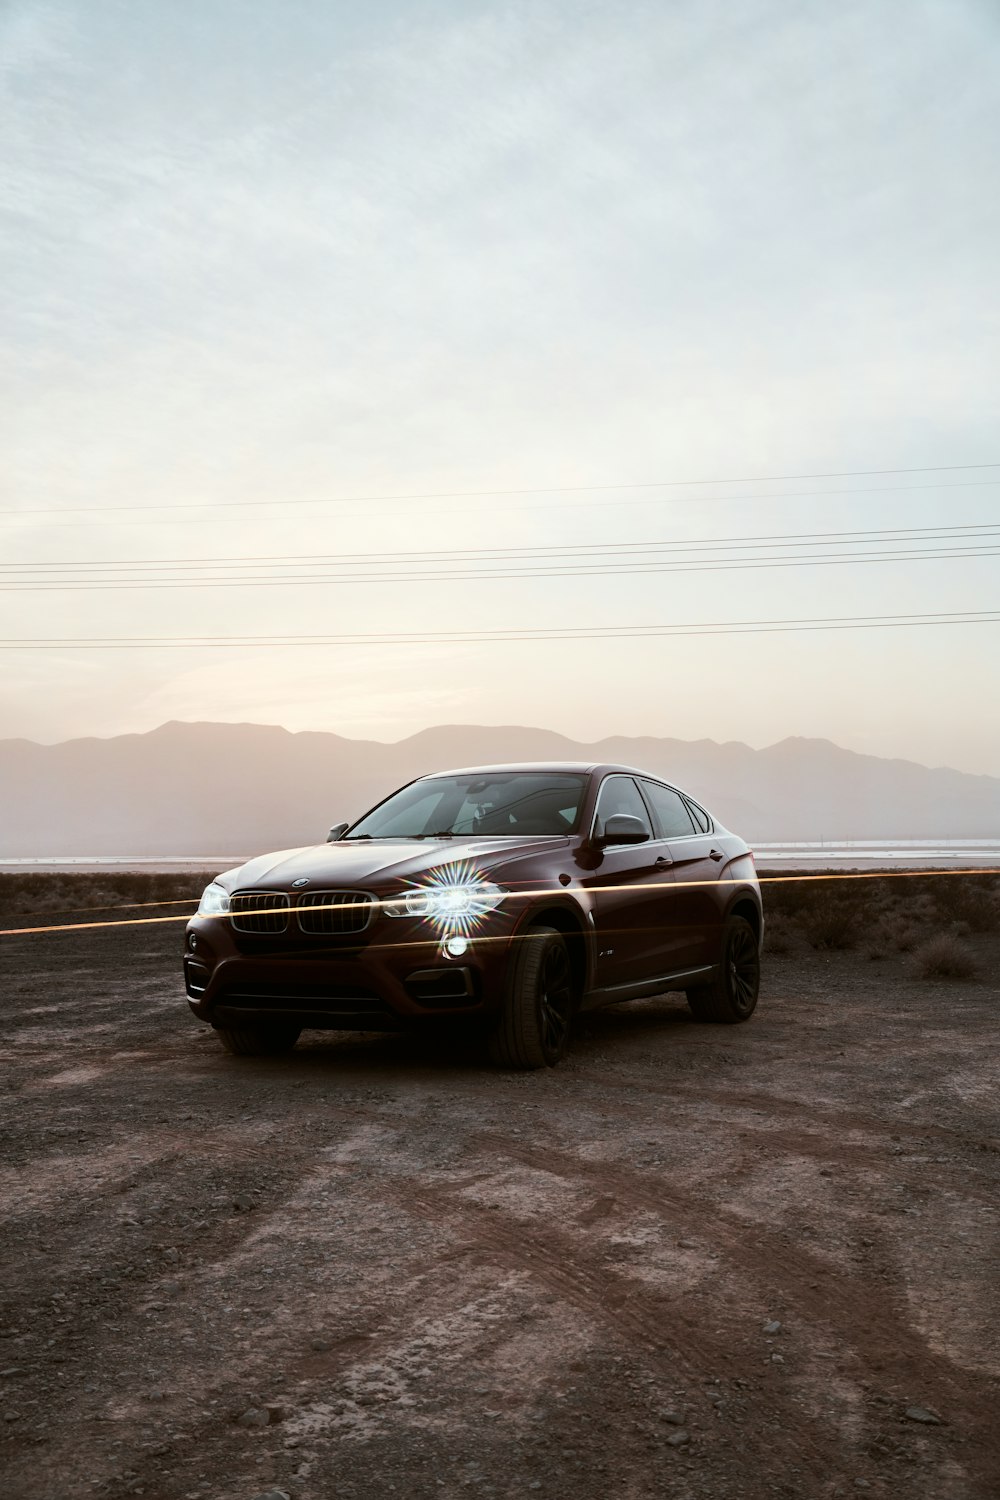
[727,893,762,946]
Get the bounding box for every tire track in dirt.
[395,1181,844,1492]
[77,1254,511,1500]
[661,1079,1000,1156]
[531,1074,1000,1207]
[44,1069,985,1489]
[0,1125,444,1498]
[472,1132,1000,1491]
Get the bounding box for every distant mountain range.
[1,720,998,857]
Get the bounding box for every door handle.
[654,855,673,867]
[709,848,725,862]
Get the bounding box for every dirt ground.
[2,891,999,1500]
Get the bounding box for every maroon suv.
[183,762,763,1068]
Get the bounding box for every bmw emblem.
[291,877,310,888]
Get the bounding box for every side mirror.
[327,822,349,843]
[598,813,650,846]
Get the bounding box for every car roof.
[420,761,652,779]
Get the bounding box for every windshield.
[345,772,588,839]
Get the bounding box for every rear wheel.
[687,915,760,1023]
[489,925,574,1069]
[215,1024,301,1056]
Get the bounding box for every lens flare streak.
[2,867,998,936]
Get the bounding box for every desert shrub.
[765,872,847,920]
[764,880,811,919]
[765,873,893,950]
[924,875,1000,934]
[894,926,921,953]
[913,934,978,980]
[801,895,867,950]
[0,873,204,922]
[763,912,795,955]
[760,870,998,959]
[862,876,897,912]
[864,919,891,961]
[866,911,929,957]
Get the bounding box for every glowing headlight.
[197,881,231,917]
[384,881,504,924]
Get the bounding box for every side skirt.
[581,965,716,1012]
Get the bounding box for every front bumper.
[183,911,514,1032]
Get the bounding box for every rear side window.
[684,797,712,833]
[640,780,696,838]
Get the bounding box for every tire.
[686,915,760,1024]
[488,925,575,1070]
[215,1024,302,1056]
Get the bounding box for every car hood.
[220,836,570,891]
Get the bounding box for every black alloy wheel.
[537,938,574,1059]
[686,914,760,1024]
[726,919,760,1017]
[489,924,575,1069]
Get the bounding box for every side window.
[640,780,697,839]
[683,797,712,833]
[593,776,653,842]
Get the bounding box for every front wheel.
[488,925,575,1069]
[687,915,760,1024]
[215,1024,302,1056]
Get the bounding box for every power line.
[3,543,999,590]
[7,478,1000,532]
[4,608,999,650]
[4,522,999,574]
[2,462,999,519]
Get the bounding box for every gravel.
[1,906,997,1499]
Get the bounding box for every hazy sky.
[2,0,999,774]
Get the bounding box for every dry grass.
[913,933,979,980]
[4,868,998,966]
[865,914,922,956]
[763,912,796,954]
[802,899,860,950]
[0,872,205,924]
[922,875,1000,934]
[765,869,998,965]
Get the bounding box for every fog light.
[444,935,469,958]
[188,933,198,951]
